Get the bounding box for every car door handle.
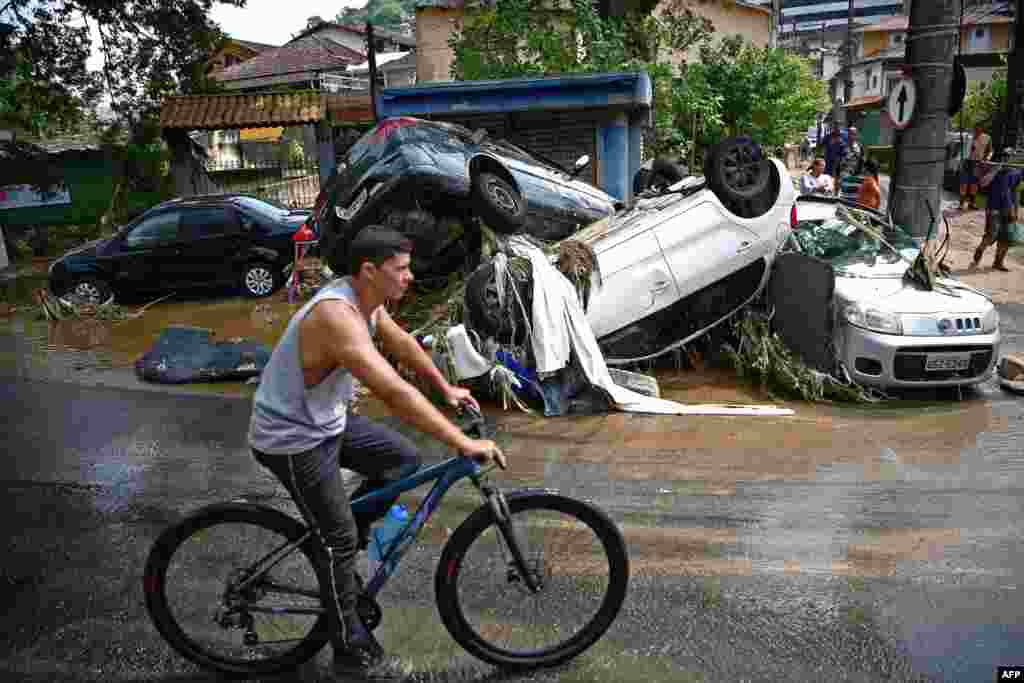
[651,280,671,294]
[737,240,753,253]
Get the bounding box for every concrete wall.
[659,0,770,67]
[416,7,462,82]
[415,0,769,84]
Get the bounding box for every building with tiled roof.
[212,34,366,92]
[205,37,279,76]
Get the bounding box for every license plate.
[925,352,971,372]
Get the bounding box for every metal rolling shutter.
[425,113,509,139]
[430,111,600,184]
[505,112,599,185]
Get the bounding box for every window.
[872,75,879,90]
[968,25,991,51]
[865,68,872,90]
[234,196,291,223]
[124,212,180,248]
[890,33,904,48]
[180,207,236,240]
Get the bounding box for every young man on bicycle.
[249,225,505,679]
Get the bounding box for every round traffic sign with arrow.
[887,76,917,129]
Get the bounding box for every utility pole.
[834,0,856,127]
[770,0,779,49]
[366,21,380,122]
[1000,0,1024,151]
[843,0,855,120]
[890,0,960,239]
[820,21,827,78]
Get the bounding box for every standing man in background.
[824,128,845,181]
[961,126,993,211]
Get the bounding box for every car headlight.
[982,307,1000,333]
[843,303,903,335]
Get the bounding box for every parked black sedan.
[48,194,310,302]
[311,116,620,285]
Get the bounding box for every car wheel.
[635,159,686,194]
[241,261,281,298]
[704,137,772,202]
[464,261,533,346]
[66,277,113,305]
[471,172,526,234]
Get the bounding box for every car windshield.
[792,214,920,274]
[233,196,291,220]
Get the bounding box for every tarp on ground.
[135,326,271,384]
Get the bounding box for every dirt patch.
[938,208,1024,303]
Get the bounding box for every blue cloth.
[134,326,271,384]
[986,169,1023,211]
[824,137,845,177]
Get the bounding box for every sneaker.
[333,617,388,678]
[333,654,406,682]
[994,263,1010,272]
[967,260,980,271]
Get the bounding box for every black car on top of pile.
[310,116,621,285]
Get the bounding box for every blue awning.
[379,71,652,119]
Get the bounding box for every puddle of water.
[0,290,302,373]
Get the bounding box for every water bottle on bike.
[366,503,409,577]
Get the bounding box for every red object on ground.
[292,223,316,243]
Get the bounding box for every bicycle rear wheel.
[435,492,629,670]
[143,503,328,678]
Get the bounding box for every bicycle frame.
[354,455,483,595]
[234,455,486,613]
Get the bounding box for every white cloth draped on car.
[503,236,794,417]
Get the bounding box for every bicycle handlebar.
[458,402,489,440]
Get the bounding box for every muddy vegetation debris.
[34,289,173,323]
[725,310,884,404]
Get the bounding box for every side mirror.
[571,154,591,177]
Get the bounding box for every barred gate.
[203,159,321,209]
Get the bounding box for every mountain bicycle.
[142,407,629,678]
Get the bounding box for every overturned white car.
[463,137,798,365]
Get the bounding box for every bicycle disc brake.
[357,593,382,631]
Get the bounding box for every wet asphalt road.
[0,305,1022,683]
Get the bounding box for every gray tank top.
[248,277,378,455]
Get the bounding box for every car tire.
[704,136,772,202]
[635,159,686,194]
[65,276,113,305]
[464,261,533,346]
[241,261,282,298]
[471,172,526,234]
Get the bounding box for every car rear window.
[234,196,290,221]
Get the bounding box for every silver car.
[789,197,1000,389]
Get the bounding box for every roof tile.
[213,35,364,82]
[160,91,326,130]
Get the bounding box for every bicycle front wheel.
[435,492,629,670]
[143,503,328,678]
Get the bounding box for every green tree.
[689,35,829,152]
[447,0,714,157]
[957,68,1006,133]
[1,1,241,136]
[337,0,416,33]
[1,1,242,226]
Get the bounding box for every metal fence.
[203,159,322,209]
